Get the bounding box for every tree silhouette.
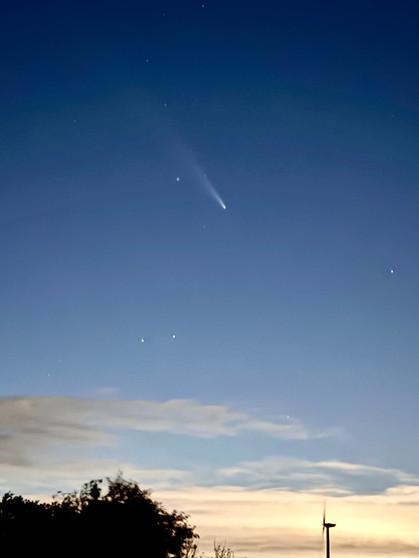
[0,474,197,557]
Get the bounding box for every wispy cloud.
[219,455,419,494]
[89,398,313,439]
[0,397,107,466]
[0,396,319,467]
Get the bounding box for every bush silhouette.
[0,474,197,557]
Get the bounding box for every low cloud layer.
[0,395,313,468]
[1,396,418,498]
[219,456,419,494]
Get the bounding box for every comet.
[186,150,227,210]
[199,170,227,209]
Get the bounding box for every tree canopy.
[0,474,197,557]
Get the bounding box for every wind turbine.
[322,505,336,558]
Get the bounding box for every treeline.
[0,474,197,557]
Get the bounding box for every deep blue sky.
[1,4,419,547]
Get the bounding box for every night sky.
[1,1,419,556]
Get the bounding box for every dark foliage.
[0,474,197,557]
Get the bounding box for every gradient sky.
[1,1,419,556]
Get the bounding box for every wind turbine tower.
[323,508,336,558]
